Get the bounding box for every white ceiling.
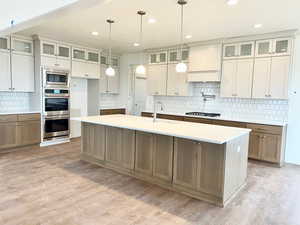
[17,0,300,53]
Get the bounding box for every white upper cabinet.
[147,64,168,95]
[223,41,255,59]
[149,51,167,64]
[253,56,290,99]
[71,47,100,79]
[40,40,71,69]
[0,51,11,91]
[220,59,254,98]
[167,64,191,96]
[0,37,35,92]
[188,44,221,82]
[255,38,292,57]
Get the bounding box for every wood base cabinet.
[0,114,41,151]
[81,122,249,207]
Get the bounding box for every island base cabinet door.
[173,138,198,190]
[196,143,224,197]
[248,132,262,160]
[106,127,122,166]
[16,121,41,146]
[120,129,135,170]
[153,135,174,182]
[261,134,281,163]
[135,131,154,176]
[81,123,105,161]
[0,122,18,150]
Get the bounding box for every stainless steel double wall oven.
[42,68,70,141]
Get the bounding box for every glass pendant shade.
[176,62,187,73]
[105,66,115,76]
[136,64,146,75]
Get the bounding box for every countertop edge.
[81,118,251,145]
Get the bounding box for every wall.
[0,92,31,112]
[147,83,289,124]
[286,34,300,165]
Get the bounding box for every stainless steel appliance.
[44,88,70,116]
[42,68,71,141]
[43,115,70,140]
[43,68,69,88]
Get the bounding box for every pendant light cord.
[138,12,145,65]
[179,3,184,62]
[109,22,112,67]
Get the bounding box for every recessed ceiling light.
[254,24,263,28]
[133,43,140,47]
[185,35,192,39]
[148,18,157,24]
[226,0,239,5]
[91,31,99,36]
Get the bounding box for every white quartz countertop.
[80,115,251,144]
[143,111,288,126]
[0,111,41,115]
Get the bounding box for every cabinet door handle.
[54,63,60,66]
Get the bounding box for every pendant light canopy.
[135,10,146,76]
[105,19,116,77]
[176,0,188,73]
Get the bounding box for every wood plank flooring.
[1,138,300,225]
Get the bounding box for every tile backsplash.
[0,92,31,112]
[99,94,122,109]
[146,83,289,123]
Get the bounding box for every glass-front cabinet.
[12,39,33,55]
[255,38,291,57]
[223,42,254,59]
[73,48,86,61]
[149,51,167,64]
[168,49,189,63]
[42,41,56,56]
[87,51,99,63]
[0,37,9,52]
[57,45,70,59]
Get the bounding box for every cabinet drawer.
[247,123,282,135]
[18,113,41,122]
[184,117,213,124]
[0,115,18,123]
[213,120,247,128]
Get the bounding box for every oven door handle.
[45,116,70,120]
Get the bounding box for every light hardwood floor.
[0,138,300,225]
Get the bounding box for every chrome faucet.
[153,100,164,122]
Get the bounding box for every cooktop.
[185,112,221,118]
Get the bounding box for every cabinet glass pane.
[73,49,85,60]
[150,54,157,63]
[101,56,107,64]
[240,44,252,56]
[13,40,32,53]
[88,52,99,62]
[0,38,8,50]
[169,52,178,62]
[182,50,189,61]
[258,42,270,55]
[159,53,166,63]
[43,43,55,55]
[58,46,69,58]
[112,58,118,66]
[275,40,289,54]
[224,45,236,57]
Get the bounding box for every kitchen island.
[80,115,251,207]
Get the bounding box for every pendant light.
[135,11,146,75]
[105,19,115,77]
[176,0,188,73]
